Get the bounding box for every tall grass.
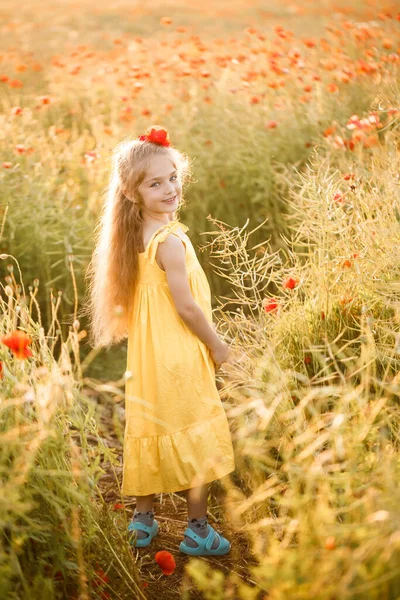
[0,275,147,598]
[183,106,400,598]
[1,1,400,598]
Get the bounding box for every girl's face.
[136,154,182,219]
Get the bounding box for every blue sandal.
[179,524,231,556]
[127,518,159,548]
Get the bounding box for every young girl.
[84,125,235,556]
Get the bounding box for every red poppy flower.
[303,38,317,48]
[1,330,33,359]
[112,502,124,510]
[341,259,352,268]
[339,294,354,306]
[323,125,336,137]
[91,565,111,600]
[283,277,298,290]
[38,95,51,105]
[9,79,23,88]
[84,151,99,164]
[138,126,171,147]
[92,566,110,587]
[327,83,339,93]
[333,192,345,203]
[263,298,279,313]
[155,550,176,575]
[382,38,393,49]
[325,536,336,550]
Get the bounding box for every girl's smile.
[163,195,178,204]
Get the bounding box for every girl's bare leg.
[135,494,155,512]
[186,483,209,519]
[184,483,222,550]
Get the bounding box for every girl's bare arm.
[157,234,226,353]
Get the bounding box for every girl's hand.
[210,341,231,370]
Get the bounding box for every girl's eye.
[151,175,177,187]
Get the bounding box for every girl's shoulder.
[157,221,191,251]
[142,219,188,250]
[141,220,191,265]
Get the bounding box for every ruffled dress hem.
[121,411,235,496]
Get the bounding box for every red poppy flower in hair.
[138,126,171,147]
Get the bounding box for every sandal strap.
[128,521,152,534]
[183,527,201,542]
[184,525,221,551]
[205,526,220,551]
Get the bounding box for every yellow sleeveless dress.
[121,219,236,496]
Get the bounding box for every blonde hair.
[80,137,192,349]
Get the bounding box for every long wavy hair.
[80,137,192,349]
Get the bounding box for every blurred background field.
[1,1,400,598]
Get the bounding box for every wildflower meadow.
[1,0,400,598]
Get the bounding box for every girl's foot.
[180,516,231,556]
[127,509,158,548]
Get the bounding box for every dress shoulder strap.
[144,220,189,265]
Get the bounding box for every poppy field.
[1,0,400,598]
